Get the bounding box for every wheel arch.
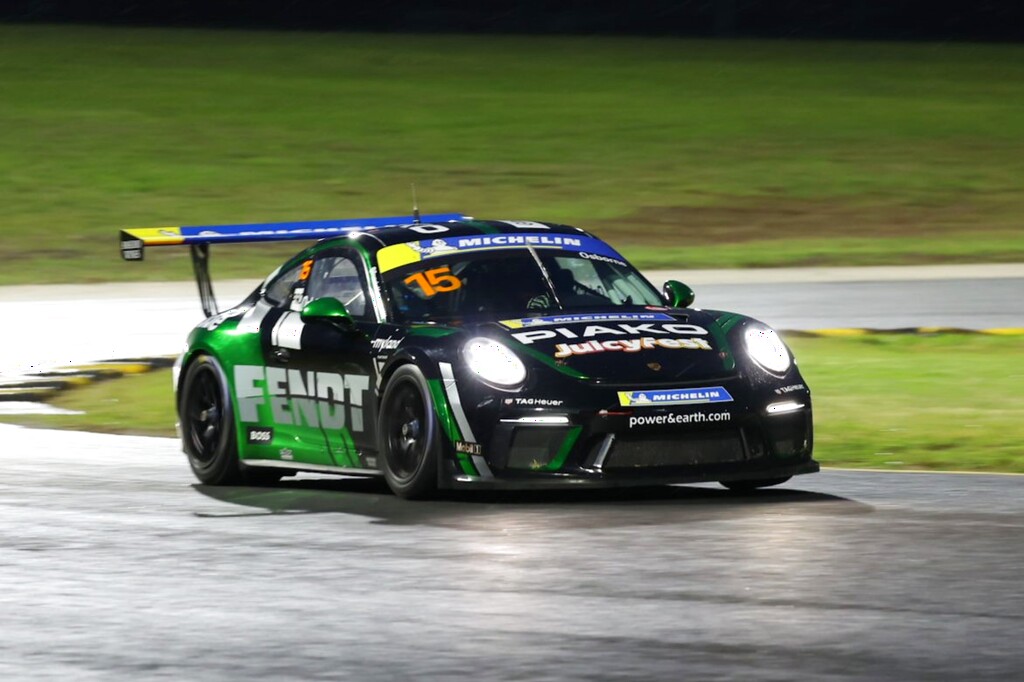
[376,362,445,498]
[376,346,472,487]
[177,350,245,484]
[377,347,442,403]
[175,347,252,456]
[175,344,234,407]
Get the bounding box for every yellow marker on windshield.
[377,243,421,273]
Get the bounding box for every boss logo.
[246,427,274,444]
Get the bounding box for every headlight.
[464,338,526,387]
[744,326,791,374]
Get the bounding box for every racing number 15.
[404,266,461,298]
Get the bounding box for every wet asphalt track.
[2,423,1022,681]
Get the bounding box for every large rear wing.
[120,213,468,317]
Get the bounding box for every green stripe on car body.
[708,319,737,372]
[340,428,359,468]
[456,452,479,477]
[715,312,744,335]
[426,378,479,477]
[427,378,462,444]
[330,432,352,468]
[509,340,589,380]
[543,426,583,471]
[408,326,459,338]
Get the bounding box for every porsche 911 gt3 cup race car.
[120,213,817,498]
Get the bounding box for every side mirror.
[662,280,695,308]
[301,297,355,329]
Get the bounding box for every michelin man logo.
[410,239,457,256]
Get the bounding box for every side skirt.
[243,459,384,477]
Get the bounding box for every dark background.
[3,1,1023,41]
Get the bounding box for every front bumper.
[448,459,819,491]
[442,392,816,490]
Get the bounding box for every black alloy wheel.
[180,355,242,485]
[180,355,282,486]
[186,365,223,463]
[379,365,441,499]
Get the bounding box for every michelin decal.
[500,312,674,329]
[618,386,734,407]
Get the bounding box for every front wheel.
[378,365,442,499]
[720,476,791,492]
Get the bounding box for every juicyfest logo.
[554,337,711,358]
[618,386,734,407]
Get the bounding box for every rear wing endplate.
[120,213,468,317]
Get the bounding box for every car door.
[263,247,380,470]
[233,256,339,468]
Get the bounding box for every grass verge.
[0,370,178,437]
[788,335,1024,471]
[2,335,1022,472]
[2,26,1024,284]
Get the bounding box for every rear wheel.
[180,355,243,485]
[720,476,791,492]
[379,365,441,499]
[180,355,283,486]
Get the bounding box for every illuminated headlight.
[744,326,791,374]
[464,338,527,387]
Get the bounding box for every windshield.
[383,248,663,323]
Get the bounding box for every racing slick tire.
[720,476,791,492]
[179,354,282,486]
[379,364,441,500]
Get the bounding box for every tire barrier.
[781,327,1024,338]
[0,358,175,403]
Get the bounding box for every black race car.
[121,213,817,497]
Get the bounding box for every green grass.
[0,370,178,436]
[1,25,1024,283]
[627,231,1024,269]
[4,335,1023,472]
[788,335,1024,471]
